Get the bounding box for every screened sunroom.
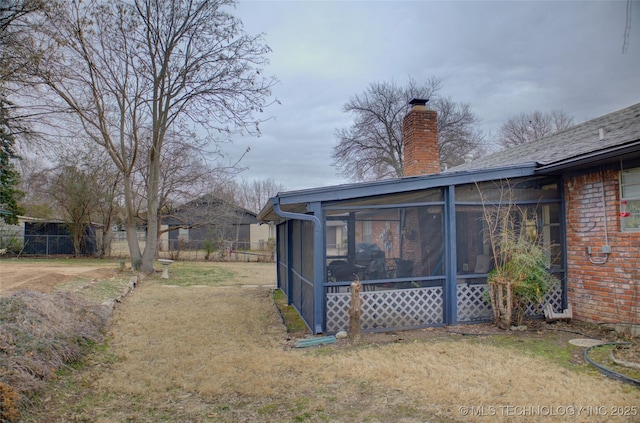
[258,165,566,334]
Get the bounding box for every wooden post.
[348,275,362,337]
[490,278,513,330]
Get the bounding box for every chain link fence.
[1,230,275,262]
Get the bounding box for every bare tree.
[48,163,101,257]
[237,178,285,214]
[497,110,574,149]
[622,0,633,54]
[332,77,485,181]
[93,168,122,257]
[28,0,275,272]
[14,153,53,218]
[30,143,122,257]
[136,132,236,244]
[1,0,43,82]
[433,97,487,170]
[83,147,123,258]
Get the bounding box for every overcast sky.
[225,0,640,192]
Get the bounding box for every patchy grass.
[0,258,134,422]
[56,273,133,303]
[273,289,309,335]
[153,261,273,288]
[154,261,236,287]
[478,333,591,373]
[587,343,640,382]
[24,274,640,422]
[6,260,638,423]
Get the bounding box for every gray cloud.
[225,0,640,191]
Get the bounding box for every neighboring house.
[161,194,271,250]
[2,217,101,256]
[259,100,640,335]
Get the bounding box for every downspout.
[271,198,326,334]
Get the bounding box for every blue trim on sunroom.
[263,163,558,334]
[260,163,538,220]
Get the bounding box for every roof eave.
[258,163,539,222]
[536,140,640,174]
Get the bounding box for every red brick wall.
[565,169,640,325]
[402,106,439,177]
[371,217,400,259]
[401,208,422,271]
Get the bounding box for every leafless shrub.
[256,238,275,262]
[167,239,186,260]
[477,180,556,329]
[0,291,109,421]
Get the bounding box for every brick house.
[453,103,640,330]
[259,101,639,334]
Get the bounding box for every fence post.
[349,275,362,337]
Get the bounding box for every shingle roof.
[449,102,640,173]
[259,102,640,222]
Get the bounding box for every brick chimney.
[402,98,439,177]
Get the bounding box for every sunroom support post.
[271,198,325,334]
[347,212,356,264]
[286,220,293,304]
[306,202,326,334]
[445,185,458,325]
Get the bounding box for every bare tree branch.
[332,77,486,181]
[22,0,276,271]
[496,110,574,149]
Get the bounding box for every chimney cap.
[409,98,429,107]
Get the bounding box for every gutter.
[271,198,321,227]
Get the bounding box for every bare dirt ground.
[0,261,116,295]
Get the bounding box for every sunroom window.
[620,167,640,232]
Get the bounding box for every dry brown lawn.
[16,261,640,422]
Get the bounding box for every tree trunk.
[123,174,142,269]
[141,209,158,273]
[140,149,161,274]
[100,226,111,258]
[489,278,513,330]
[71,226,82,258]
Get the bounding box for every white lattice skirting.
[526,284,563,316]
[327,284,564,333]
[457,284,493,322]
[456,283,564,323]
[326,287,444,333]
